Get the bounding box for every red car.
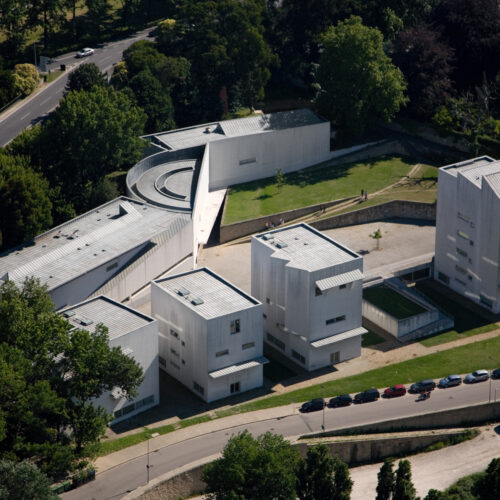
[384,384,407,398]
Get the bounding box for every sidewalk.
[96,324,500,475]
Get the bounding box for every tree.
[203,430,301,500]
[376,458,395,500]
[65,62,107,93]
[275,168,285,192]
[333,454,353,500]
[110,61,128,90]
[85,0,110,40]
[128,69,176,133]
[474,457,500,500]
[12,63,39,97]
[0,0,30,59]
[0,153,52,250]
[316,16,407,137]
[370,228,383,250]
[0,460,57,500]
[46,86,146,205]
[394,460,416,500]
[297,444,337,500]
[0,278,144,477]
[424,490,447,500]
[391,25,454,118]
[27,0,65,49]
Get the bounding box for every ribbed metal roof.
[484,171,500,197]
[0,197,190,291]
[155,268,260,319]
[442,156,500,187]
[208,356,268,379]
[60,296,154,341]
[316,269,364,292]
[310,327,367,348]
[255,223,360,271]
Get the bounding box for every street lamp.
[33,43,37,68]
[146,432,159,484]
[321,385,325,432]
[489,356,493,403]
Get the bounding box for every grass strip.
[215,335,500,417]
[178,415,212,428]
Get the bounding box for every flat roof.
[60,296,154,341]
[148,109,326,151]
[0,197,190,290]
[154,267,260,319]
[254,223,361,271]
[442,156,500,187]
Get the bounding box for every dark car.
[300,398,325,412]
[354,388,380,403]
[329,394,353,407]
[439,374,462,388]
[410,379,436,393]
[384,384,407,398]
[491,368,500,379]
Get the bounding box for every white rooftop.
[255,223,361,271]
[60,296,154,341]
[155,268,260,319]
[0,197,190,291]
[442,156,500,188]
[149,109,325,151]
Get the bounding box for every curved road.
[0,27,154,147]
[63,378,500,500]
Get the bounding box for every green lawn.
[361,331,385,347]
[215,335,500,417]
[363,286,426,319]
[223,156,417,224]
[45,69,64,83]
[415,281,498,347]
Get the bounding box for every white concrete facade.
[151,268,266,403]
[435,156,500,313]
[251,223,366,371]
[60,296,159,424]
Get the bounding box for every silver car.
[439,374,462,388]
[464,369,489,383]
[76,47,94,58]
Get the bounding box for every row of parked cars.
[300,368,500,412]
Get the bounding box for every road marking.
[101,55,112,63]
[21,112,30,120]
[40,97,50,106]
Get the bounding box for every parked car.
[464,369,489,383]
[76,47,94,58]
[354,388,380,403]
[384,384,407,397]
[329,394,353,407]
[439,374,462,388]
[410,379,436,393]
[300,398,325,412]
[491,368,500,379]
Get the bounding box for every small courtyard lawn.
[223,156,417,224]
[363,286,426,319]
[215,334,500,417]
[415,281,498,347]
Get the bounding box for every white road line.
[40,97,50,106]
[21,112,30,120]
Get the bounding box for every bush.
[13,64,40,97]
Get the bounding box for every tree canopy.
[0,278,144,478]
[65,62,107,93]
[316,16,408,137]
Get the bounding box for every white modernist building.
[60,296,159,423]
[151,268,267,403]
[251,223,366,371]
[435,156,500,313]
[0,197,191,309]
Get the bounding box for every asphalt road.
[63,378,500,500]
[0,27,154,147]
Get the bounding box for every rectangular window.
[239,157,256,165]
[456,248,468,257]
[170,348,179,357]
[330,351,340,363]
[106,262,118,272]
[263,313,267,319]
[170,329,179,339]
[455,265,466,274]
[266,297,270,304]
[230,319,240,334]
[438,272,450,284]
[159,356,166,367]
[480,294,493,308]
[267,332,285,350]
[315,286,322,296]
[122,403,135,415]
[242,342,255,350]
[292,349,306,364]
[457,230,469,240]
[193,381,204,395]
[457,212,470,222]
[170,361,180,370]
[230,382,240,393]
[455,278,466,286]
[216,349,229,357]
[326,315,346,325]
[339,284,347,289]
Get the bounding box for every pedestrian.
[365,191,368,201]
[361,189,364,198]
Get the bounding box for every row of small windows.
[457,230,474,246]
[326,315,345,325]
[457,212,475,228]
[114,394,154,419]
[315,283,348,296]
[215,342,256,358]
[292,349,305,364]
[267,332,285,350]
[193,381,204,395]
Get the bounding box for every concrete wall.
[208,122,331,191]
[192,144,210,264]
